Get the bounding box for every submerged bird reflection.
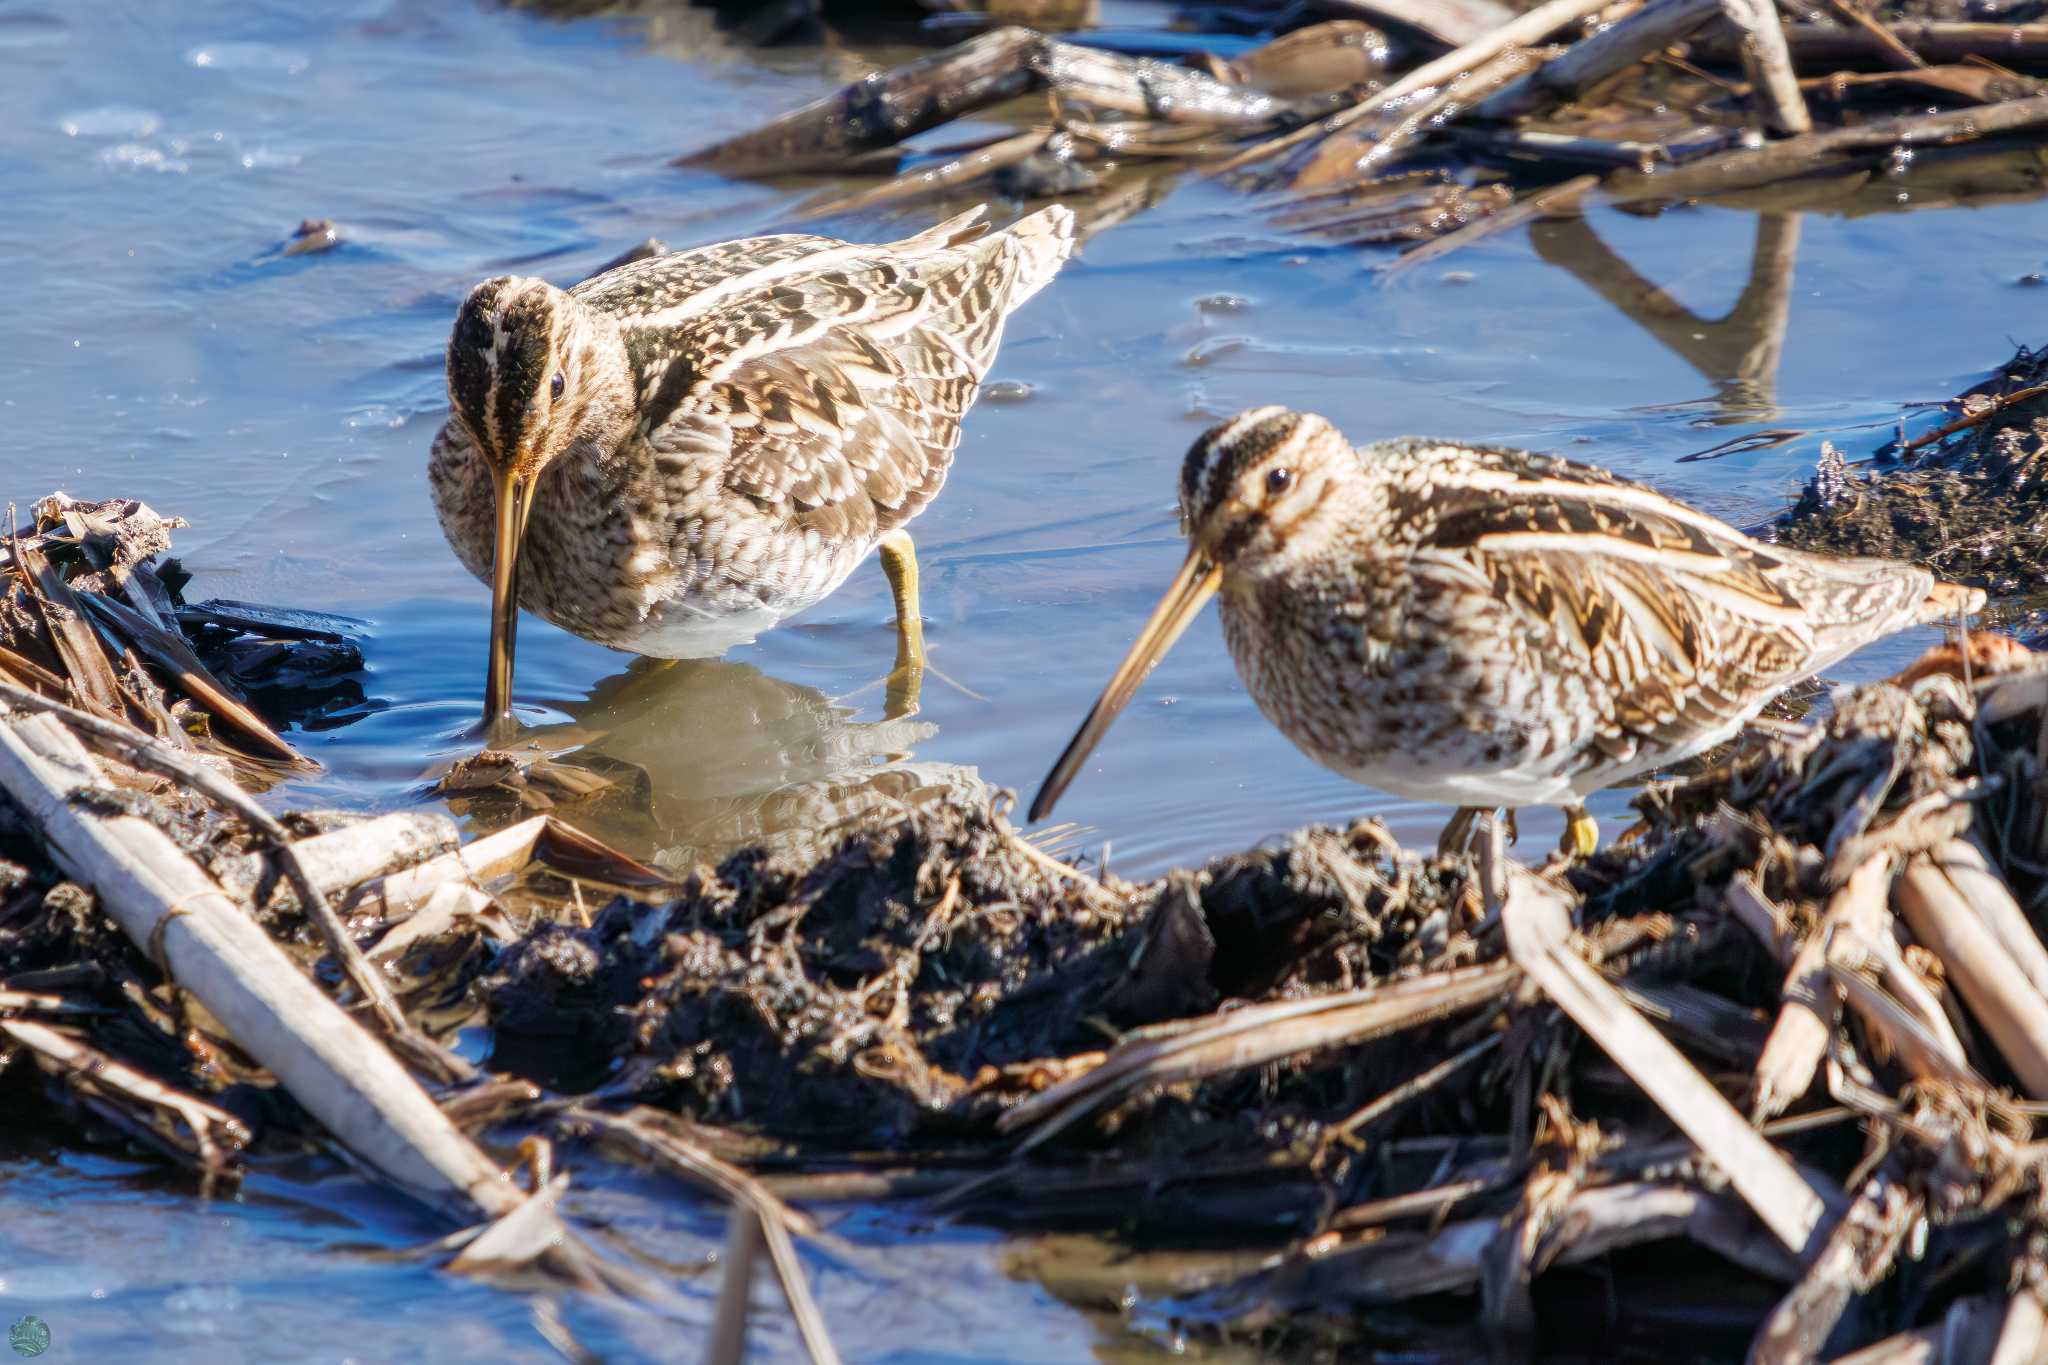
[453,655,993,876]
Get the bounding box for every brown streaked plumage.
[430,203,1075,729]
[1032,407,1984,853]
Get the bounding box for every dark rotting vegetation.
[1774,343,2048,602]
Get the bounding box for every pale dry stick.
[1476,0,1720,119]
[1751,853,1892,1121]
[565,1106,822,1240]
[1722,0,1814,134]
[1892,853,2048,1098]
[357,814,552,920]
[1380,173,1598,277]
[1608,94,2048,200]
[261,811,460,901]
[1841,927,1971,1070]
[757,1212,844,1365]
[1828,965,1986,1090]
[0,1017,252,1168]
[1000,961,1517,1151]
[1786,0,1926,70]
[1939,835,2048,1003]
[1290,45,1542,187]
[1216,0,1625,172]
[1500,867,1830,1253]
[366,882,495,962]
[1725,871,1795,964]
[1975,666,2048,727]
[0,716,529,1224]
[0,680,412,1041]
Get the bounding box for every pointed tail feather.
[891,205,991,254]
[993,204,1076,312]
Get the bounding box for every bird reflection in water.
[442,654,992,876]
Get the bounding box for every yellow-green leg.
[1561,804,1598,858]
[877,528,926,717]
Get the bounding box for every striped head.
[1032,406,1359,822]
[1178,407,1357,577]
[446,276,616,481]
[442,275,628,732]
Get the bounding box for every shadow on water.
[457,654,1004,879]
[1534,210,1801,420]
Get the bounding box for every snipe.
[1032,407,1983,855]
[430,204,1075,732]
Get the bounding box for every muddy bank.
[1774,343,2048,602]
[8,349,2048,1355]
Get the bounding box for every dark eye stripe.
[1182,409,1303,526]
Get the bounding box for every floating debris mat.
[1773,342,2048,604]
[677,3,2048,271]
[458,638,2048,1357]
[7,482,2048,1359]
[0,493,372,770]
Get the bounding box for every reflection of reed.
[1529,210,1801,418]
[514,657,993,874]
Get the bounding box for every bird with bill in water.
[1032,407,1984,855]
[430,204,1075,734]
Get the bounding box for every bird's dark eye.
[550,370,566,401]
[1265,467,1293,495]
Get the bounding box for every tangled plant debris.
[1775,343,2048,602]
[670,0,2048,270]
[7,433,2048,1356]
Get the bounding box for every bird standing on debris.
[430,204,1075,731]
[1031,407,1984,855]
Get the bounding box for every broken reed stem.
[1500,867,1829,1253]
[1381,173,1597,276]
[1892,851,2048,1098]
[0,713,521,1220]
[1477,0,1720,120]
[0,681,430,1056]
[1722,0,1814,134]
[1218,0,1620,173]
[1750,853,1891,1120]
[1608,94,2048,199]
[1790,0,1926,70]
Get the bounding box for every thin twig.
[0,681,423,1053]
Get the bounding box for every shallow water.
[6,0,2048,1357]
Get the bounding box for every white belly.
[1327,754,1580,809]
[618,603,795,659]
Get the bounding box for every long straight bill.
[1029,549,1222,822]
[482,467,538,734]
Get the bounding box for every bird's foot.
[1560,805,1598,859]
